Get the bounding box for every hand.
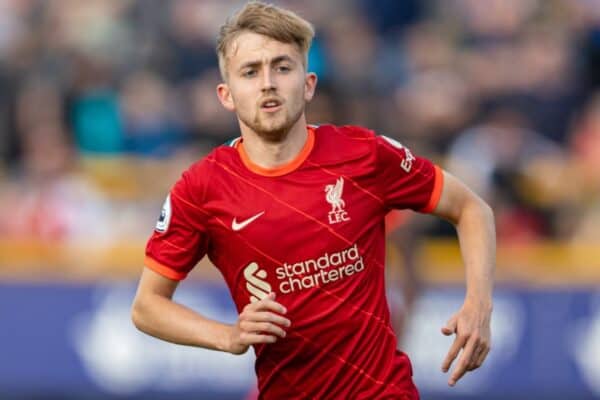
[228,292,291,355]
[441,299,492,386]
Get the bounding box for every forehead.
[227,31,303,68]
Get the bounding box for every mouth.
[260,98,283,113]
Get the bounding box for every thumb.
[441,316,457,336]
[267,292,276,300]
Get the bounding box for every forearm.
[455,198,495,307]
[132,293,234,352]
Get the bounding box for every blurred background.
[1,0,600,399]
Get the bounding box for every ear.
[304,72,318,103]
[216,83,236,112]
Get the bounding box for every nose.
[260,68,276,92]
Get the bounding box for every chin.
[256,126,289,143]
[254,118,293,142]
[244,107,303,142]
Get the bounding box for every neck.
[239,115,308,169]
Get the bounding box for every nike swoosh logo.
[232,211,265,231]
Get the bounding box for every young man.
[132,2,495,399]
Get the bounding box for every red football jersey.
[145,124,443,399]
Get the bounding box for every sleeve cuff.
[144,256,188,281]
[419,165,444,214]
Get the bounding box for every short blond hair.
[216,1,315,80]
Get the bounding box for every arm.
[131,267,291,355]
[430,170,496,386]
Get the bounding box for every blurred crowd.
[1,0,600,246]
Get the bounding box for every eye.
[242,69,257,78]
[276,65,291,73]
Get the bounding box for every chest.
[203,168,384,261]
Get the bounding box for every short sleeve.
[376,135,444,213]
[145,169,209,280]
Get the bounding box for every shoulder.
[314,124,377,142]
[310,124,378,164]
[178,141,239,188]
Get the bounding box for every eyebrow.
[238,55,296,71]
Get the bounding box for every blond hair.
[216,1,315,80]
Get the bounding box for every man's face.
[217,32,317,142]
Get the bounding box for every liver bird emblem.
[325,177,345,213]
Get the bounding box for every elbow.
[457,194,494,227]
[451,194,494,226]
[477,197,494,221]
[469,196,496,233]
[131,296,149,333]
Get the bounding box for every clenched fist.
[228,292,291,355]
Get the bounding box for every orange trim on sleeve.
[236,126,315,176]
[144,256,188,281]
[420,165,444,213]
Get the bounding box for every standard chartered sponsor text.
[276,244,364,293]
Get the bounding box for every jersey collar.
[236,126,315,177]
